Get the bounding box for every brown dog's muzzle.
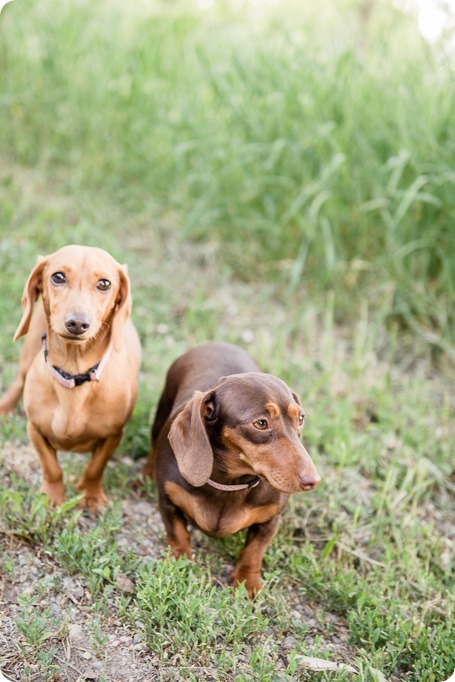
[291,442,321,492]
[259,439,321,494]
[298,468,321,492]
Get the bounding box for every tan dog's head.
[14,245,131,352]
[168,372,321,493]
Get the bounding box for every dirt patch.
[0,444,362,682]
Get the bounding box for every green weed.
[0,0,453,347]
[0,1,453,681]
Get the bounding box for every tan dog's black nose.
[299,471,321,491]
[65,313,90,336]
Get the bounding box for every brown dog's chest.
[165,481,280,539]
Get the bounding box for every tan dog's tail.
[0,301,46,414]
[0,373,27,414]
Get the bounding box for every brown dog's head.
[168,372,320,493]
[13,245,131,352]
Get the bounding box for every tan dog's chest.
[24,355,137,452]
[165,481,280,538]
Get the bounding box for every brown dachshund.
[0,245,141,508]
[142,342,320,596]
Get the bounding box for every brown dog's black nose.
[65,313,90,336]
[299,471,321,491]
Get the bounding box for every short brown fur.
[143,342,320,596]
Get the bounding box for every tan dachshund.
[142,342,320,596]
[0,245,141,508]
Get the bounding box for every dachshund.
[142,342,320,596]
[0,245,141,508]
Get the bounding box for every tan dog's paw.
[230,568,263,598]
[41,480,66,507]
[78,493,109,510]
[76,481,109,509]
[77,491,109,510]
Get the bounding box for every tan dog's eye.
[253,419,268,430]
[298,414,305,427]
[97,279,111,291]
[51,272,66,286]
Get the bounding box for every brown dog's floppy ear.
[111,264,132,353]
[13,257,47,341]
[291,391,301,405]
[168,390,214,487]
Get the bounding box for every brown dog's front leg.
[231,515,281,597]
[28,422,65,506]
[141,445,157,480]
[159,495,192,560]
[76,432,123,509]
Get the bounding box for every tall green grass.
[0,0,454,353]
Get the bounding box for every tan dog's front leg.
[28,422,65,506]
[231,516,281,597]
[76,433,122,509]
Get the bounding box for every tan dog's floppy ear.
[168,390,214,487]
[13,257,47,341]
[111,264,132,353]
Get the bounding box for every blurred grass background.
[0,1,454,680]
[1,0,454,360]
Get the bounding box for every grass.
[1,0,454,351]
[0,0,454,680]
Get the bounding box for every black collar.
[42,332,112,389]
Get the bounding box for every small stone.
[21,585,35,596]
[134,501,153,517]
[82,651,92,660]
[72,587,84,600]
[69,623,84,643]
[115,572,135,594]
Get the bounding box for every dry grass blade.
[295,654,358,673]
[0,671,16,682]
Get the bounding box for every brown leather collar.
[206,476,260,492]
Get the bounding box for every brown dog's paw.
[41,481,66,507]
[168,545,194,561]
[131,472,154,494]
[139,459,156,483]
[230,568,263,598]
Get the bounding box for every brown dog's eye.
[253,419,268,430]
[51,272,66,286]
[97,279,111,291]
[298,414,305,427]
